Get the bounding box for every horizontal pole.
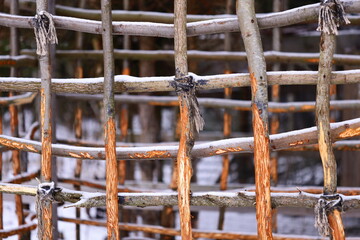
[0,211,37,238]
[18,50,360,65]
[0,1,359,37]
[1,70,360,94]
[59,217,327,240]
[11,0,360,25]
[58,94,360,112]
[0,92,37,106]
[1,182,360,210]
[0,118,360,160]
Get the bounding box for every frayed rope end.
[173,75,205,135]
[33,11,58,56]
[317,0,350,35]
[314,194,343,237]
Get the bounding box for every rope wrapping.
[172,75,205,134]
[314,194,343,236]
[32,11,58,56]
[317,0,350,35]
[36,182,61,239]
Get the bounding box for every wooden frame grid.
[0,0,360,239]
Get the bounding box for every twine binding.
[36,181,61,239]
[314,194,343,236]
[173,75,205,135]
[33,11,58,56]
[317,0,350,35]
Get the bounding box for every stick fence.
[1,0,360,239]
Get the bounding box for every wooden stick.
[174,0,193,238]
[59,94,360,113]
[35,0,55,239]
[218,0,234,231]
[2,70,360,94]
[1,117,360,160]
[0,108,3,240]
[15,49,360,65]
[59,216,331,240]
[316,1,347,237]
[9,2,25,239]
[20,48,360,65]
[10,0,360,25]
[0,211,37,238]
[101,0,119,239]
[2,1,360,37]
[237,0,273,238]
[270,0,284,232]
[0,93,37,106]
[73,3,85,240]
[4,182,360,211]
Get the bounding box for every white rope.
[33,11,58,56]
[317,0,350,35]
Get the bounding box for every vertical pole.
[118,0,130,186]
[174,0,203,238]
[237,0,273,239]
[73,1,86,239]
[315,1,349,238]
[9,1,25,239]
[0,108,3,240]
[270,0,282,233]
[35,0,54,238]
[218,0,233,231]
[316,31,345,240]
[101,0,119,239]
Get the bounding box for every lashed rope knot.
[173,75,205,134]
[317,0,350,35]
[32,11,58,56]
[314,194,343,236]
[36,182,61,239]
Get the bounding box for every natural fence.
[1,0,360,239]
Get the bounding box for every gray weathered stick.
[100,0,119,239]
[237,0,273,238]
[1,1,360,37]
[2,70,360,94]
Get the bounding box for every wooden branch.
[101,0,119,239]
[1,70,360,94]
[59,216,330,240]
[9,2,26,236]
[0,101,3,235]
[0,92,37,106]
[35,0,55,239]
[3,183,360,211]
[11,0,360,25]
[4,170,40,184]
[0,211,37,238]
[1,1,360,37]
[1,118,360,160]
[59,94,360,113]
[237,0,273,238]
[317,33,338,196]
[174,0,194,238]
[18,49,360,65]
[315,1,347,237]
